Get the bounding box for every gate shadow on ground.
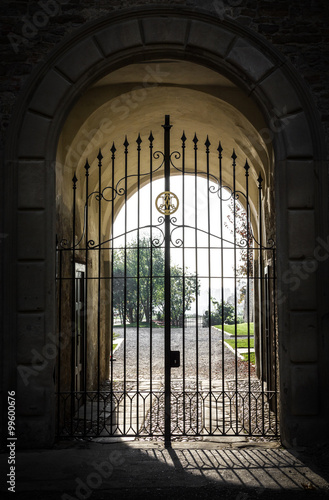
[1,440,329,499]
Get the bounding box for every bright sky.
[113,176,244,313]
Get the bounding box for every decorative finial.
[244,159,250,176]
[110,142,116,159]
[136,133,142,149]
[97,149,103,166]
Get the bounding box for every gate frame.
[56,114,278,444]
[2,6,328,448]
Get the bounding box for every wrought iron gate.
[56,115,279,445]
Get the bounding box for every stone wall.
[1,0,329,448]
[1,0,329,155]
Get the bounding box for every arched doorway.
[3,7,327,448]
[56,109,277,445]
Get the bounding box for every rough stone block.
[286,161,315,208]
[16,380,46,416]
[17,313,45,364]
[188,20,234,58]
[288,261,317,310]
[29,70,71,117]
[17,262,45,311]
[143,17,187,45]
[226,38,274,82]
[18,113,51,158]
[55,38,103,82]
[291,364,319,415]
[259,68,302,115]
[17,211,46,260]
[95,20,142,57]
[18,161,46,209]
[279,112,313,158]
[289,312,317,363]
[16,416,55,448]
[288,210,315,259]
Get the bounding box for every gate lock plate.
[170,350,180,368]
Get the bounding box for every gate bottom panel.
[56,390,279,439]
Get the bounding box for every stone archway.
[3,6,327,447]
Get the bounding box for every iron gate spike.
[110,142,116,157]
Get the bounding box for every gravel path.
[109,327,278,441]
[112,326,256,384]
[67,327,277,440]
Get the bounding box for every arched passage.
[3,7,327,448]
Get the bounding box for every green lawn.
[224,338,255,365]
[215,323,254,335]
[112,343,118,351]
[225,338,255,349]
[242,352,255,365]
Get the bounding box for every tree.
[225,198,253,304]
[156,264,200,326]
[112,237,199,325]
[202,298,235,327]
[112,237,164,324]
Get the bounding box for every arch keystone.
[142,16,188,45]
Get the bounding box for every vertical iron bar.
[163,115,172,448]
[71,173,77,436]
[193,132,199,435]
[265,268,271,432]
[57,244,62,438]
[218,142,225,433]
[84,159,90,436]
[206,136,212,434]
[181,131,186,435]
[136,133,142,433]
[97,150,103,435]
[149,132,154,435]
[232,150,238,434]
[124,137,129,434]
[110,144,116,435]
[273,248,278,435]
[258,173,265,436]
[244,160,251,435]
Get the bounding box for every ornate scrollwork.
[58,238,69,249]
[151,229,165,248]
[87,239,96,249]
[170,151,181,172]
[267,238,276,249]
[101,186,126,202]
